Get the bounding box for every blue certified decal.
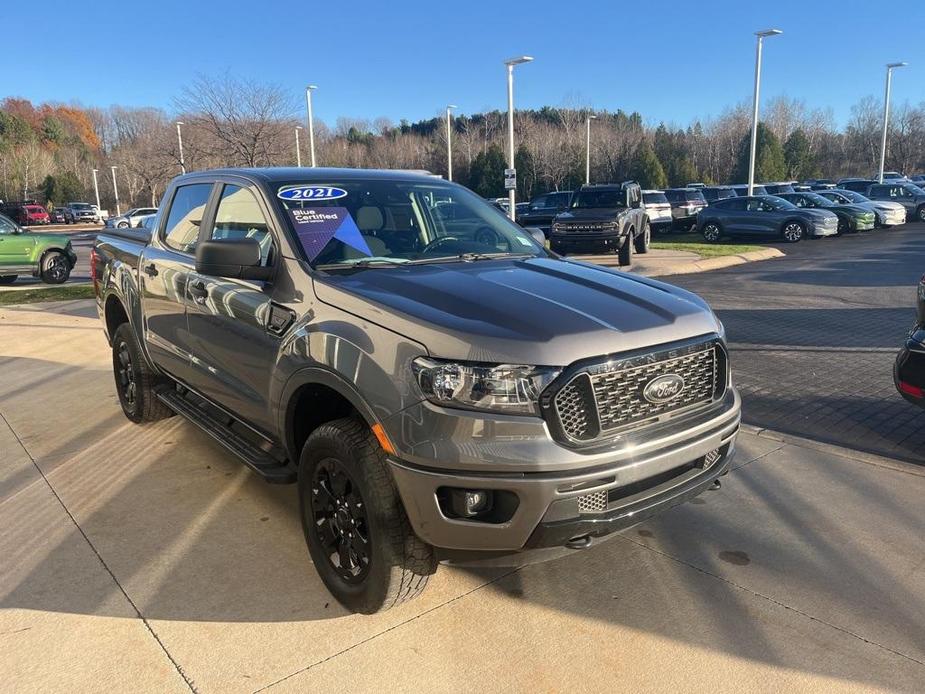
[277,185,348,201]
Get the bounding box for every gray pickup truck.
[93,168,740,614]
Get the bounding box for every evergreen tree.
[734,123,787,182]
[467,145,507,198]
[784,129,814,180]
[628,141,667,189]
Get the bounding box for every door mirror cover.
[195,238,272,281]
[525,227,547,245]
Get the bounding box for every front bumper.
[879,209,906,226]
[809,220,838,237]
[387,388,741,551]
[550,231,625,252]
[894,325,925,408]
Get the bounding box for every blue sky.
[10,0,925,128]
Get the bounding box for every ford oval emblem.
[277,185,348,201]
[642,373,685,404]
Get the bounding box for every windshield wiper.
[316,258,409,271]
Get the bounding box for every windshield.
[833,190,865,203]
[274,179,544,269]
[71,203,92,210]
[802,193,834,207]
[570,189,625,209]
[765,197,797,210]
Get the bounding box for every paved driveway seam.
[0,409,198,694]
[255,566,526,693]
[615,525,925,670]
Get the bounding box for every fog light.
[703,448,722,469]
[449,489,493,518]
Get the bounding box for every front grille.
[557,223,616,233]
[577,490,608,514]
[549,339,725,444]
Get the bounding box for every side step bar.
[156,389,297,484]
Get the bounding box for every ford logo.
[277,185,348,201]
[642,374,685,404]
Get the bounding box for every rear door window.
[162,183,214,254]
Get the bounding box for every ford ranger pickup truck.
[93,168,740,614]
[549,182,650,266]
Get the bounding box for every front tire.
[117,221,130,229]
[702,222,722,242]
[299,418,436,614]
[40,251,71,284]
[782,221,804,243]
[0,275,17,285]
[917,205,925,223]
[634,222,651,254]
[618,230,634,267]
[111,324,174,423]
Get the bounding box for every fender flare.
[277,366,381,461]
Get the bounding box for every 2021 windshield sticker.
[277,185,348,201]
[288,207,372,261]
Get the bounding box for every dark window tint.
[716,198,746,211]
[162,183,213,253]
[571,189,625,208]
[643,192,668,204]
[209,185,273,266]
[550,192,572,208]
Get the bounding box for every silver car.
[105,207,158,229]
[818,189,906,228]
[642,190,673,233]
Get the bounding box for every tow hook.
[710,479,722,490]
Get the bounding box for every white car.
[642,190,673,233]
[105,207,158,229]
[819,189,907,228]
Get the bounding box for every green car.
[0,212,77,285]
[778,192,876,234]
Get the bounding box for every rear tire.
[0,275,17,285]
[111,324,174,423]
[40,251,71,284]
[634,222,651,254]
[618,230,633,267]
[299,417,436,614]
[917,205,925,223]
[702,222,722,242]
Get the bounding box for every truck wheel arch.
[281,368,382,464]
[104,295,130,343]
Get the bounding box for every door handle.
[143,263,158,278]
[189,281,209,305]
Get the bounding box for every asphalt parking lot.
[2,240,925,691]
[671,223,925,465]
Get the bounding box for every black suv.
[550,182,649,265]
[517,191,573,237]
[664,188,707,230]
[701,186,737,204]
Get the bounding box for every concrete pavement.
[1,300,923,693]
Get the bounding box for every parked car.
[516,191,573,237]
[663,187,707,230]
[763,182,795,195]
[816,189,906,228]
[135,213,157,231]
[1,202,50,225]
[92,167,739,613]
[731,184,768,196]
[686,182,706,189]
[51,207,76,224]
[871,171,906,181]
[864,182,925,222]
[697,195,838,243]
[701,186,737,204]
[776,191,876,234]
[910,174,925,186]
[67,201,101,223]
[804,179,836,190]
[642,190,672,233]
[105,207,159,229]
[836,179,877,194]
[550,182,649,264]
[894,273,925,407]
[515,202,530,217]
[0,212,77,284]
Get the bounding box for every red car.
[6,204,50,225]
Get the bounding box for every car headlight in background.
[412,357,560,415]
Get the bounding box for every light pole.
[747,29,782,196]
[91,168,101,211]
[295,126,303,167]
[110,166,121,216]
[585,114,597,185]
[175,121,186,174]
[446,104,457,181]
[879,62,908,183]
[504,56,533,221]
[305,85,318,167]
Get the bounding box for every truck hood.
[313,257,721,365]
[553,208,623,223]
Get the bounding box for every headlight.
[412,357,560,415]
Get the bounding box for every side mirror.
[524,227,546,246]
[195,238,272,281]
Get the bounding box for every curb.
[740,423,925,478]
[645,248,784,277]
[0,281,92,293]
